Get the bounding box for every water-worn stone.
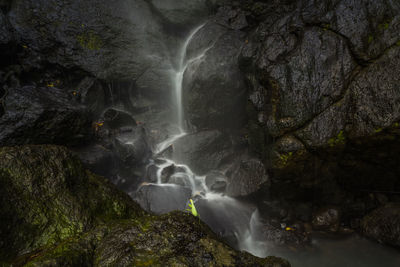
[76,76,106,117]
[225,157,269,197]
[0,85,92,146]
[206,170,228,193]
[133,183,191,215]
[361,203,400,248]
[111,126,152,167]
[183,22,247,130]
[172,130,234,175]
[102,108,137,130]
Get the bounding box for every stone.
[133,184,192,215]
[111,126,152,167]
[172,130,234,175]
[71,144,117,178]
[312,207,341,232]
[205,171,228,193]
[0,85,92,146]
[102,108,137,130]
[183,22,247,130]
[7,0,166,80]
[76,76,106,117]
[0,145,144,260]
[361,203,400,248]
[225,157,269,197]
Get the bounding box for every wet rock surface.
[239,0,400,214]
[0,85,92,146]
[312,207,341,233]
[183,21,247,130]
[172,130,234,175]
[361,203,400,248]
[7,0,163,80]
[225,157,269,197]
[206,170,228,193]
[134,183,192,215]
[0,145,144,261]
[0,145,290,267]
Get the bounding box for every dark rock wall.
[237,0,400,202]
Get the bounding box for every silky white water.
[133,23,400,266]
[173,23,206,129]
[140,22,265,256]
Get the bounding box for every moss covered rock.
[0,145,144,261]
[18,213,289,267]
[0,145,290,267]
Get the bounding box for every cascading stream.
[173,24,206,131]
[139,22,266,257]
[132,21,400,267]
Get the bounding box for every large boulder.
[16,213,290,267]
[133,183,192,214]
[0,145,144,260]
[225,157,269,197]
[172,130,234,175]
[0,145,290,267]
[183,21,247,130]
[0,85,92,146]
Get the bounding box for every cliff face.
[239,0,400,199]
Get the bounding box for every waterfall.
[173,23,205,131]
[135,22,268,258]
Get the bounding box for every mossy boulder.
[0,145,144,261]
[0,145,290,267]
[17,213,289,267]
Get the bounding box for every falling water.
[136,22,268,257]
[173,23,206,130]
[131,22,400,266]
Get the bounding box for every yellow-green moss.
[374,128,383,133]
[378,22,390,30]
[76,32,103,50]
[368,35,374,44]
[132,251,160,267]
[279,152,293,166]
[328,130,346,147]
[322,23,331,31]
[199,238,234,267]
